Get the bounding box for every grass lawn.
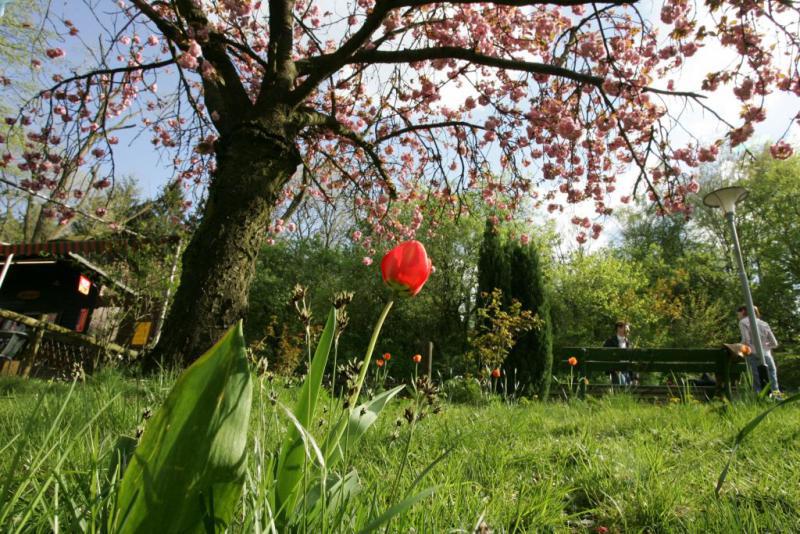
[0,371,798,532]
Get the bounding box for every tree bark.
[146,120,300,368]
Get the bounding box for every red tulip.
[376,358,385,368]
[568,357,578,367]
[412,354,422,364]
[491,368,501,378]
[381,240,432,297]
[383,352,391,361]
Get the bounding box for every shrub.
[442,376,487,405]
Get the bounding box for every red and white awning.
[0,237,179,257]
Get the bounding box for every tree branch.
[376,120,487,142]
[397,0,636,7]
[346,47,706,99]
[264,0,297,99]
[295,109,398,198]
[289,0,396,105]
[32,59,175,99]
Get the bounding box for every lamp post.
[702,186,765,366]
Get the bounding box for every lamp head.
[702,186,748,215]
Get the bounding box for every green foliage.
[247,207,485,377]
[442,376,486,405]
[477,221,509,309]
[505,239,554,397]
[468,288,538,371]
[475,223,555,395]
[114,322,252,533]
[690,148,800,344]
[1,377,800,532]
[274,308,336,525]
[729,150,800,341]
[716,391,800,495]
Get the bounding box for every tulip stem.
[347,298,394,409]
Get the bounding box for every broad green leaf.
[716,392,800,495]
[113,322,252,533]
[357,486,436,534]
[274,308,336,524]
[303,470,362,527]
[324,385,405,467]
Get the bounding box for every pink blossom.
[45,48,66,59]
[95,207,107,217]
[733,78,754,101]
[362,256,373,266]
[698,145,719,162]
[353,230,362,241]
[770,141,794,160]
[177,53,199,69]
[556,117,581,140]
[520,234,530,245]
[729,123,754,147]
[147,35,159,46]
[187,40,202,58]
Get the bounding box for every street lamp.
[702,186,765,366]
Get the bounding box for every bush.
[775,352,800,391]
[442,376,486,405]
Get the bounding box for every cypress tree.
[477,220,509,308]
[504,239,553,398]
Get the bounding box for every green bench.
[554,347,748,399]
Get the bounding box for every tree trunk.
[146,121,300,368]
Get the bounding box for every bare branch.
[33,59,175,98]
[376,120,487,142]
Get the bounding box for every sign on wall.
[77,275,91,295]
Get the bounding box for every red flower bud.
[412,354,422,364]
[383,352,391,361]
[376,358,385,368]
[568,357,578,367]
[380,240,432,297]
[491,368,501,378]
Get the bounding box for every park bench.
[554,347,748,400]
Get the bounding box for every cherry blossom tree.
[2,0,798,365]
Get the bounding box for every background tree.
[505,239,553,397]
[247,199,487,377]
[477,220,509,309]
[688,147,800,342]
[5,0,799,365]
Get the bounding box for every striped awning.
[0,237,179,257]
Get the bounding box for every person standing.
[604,321,632,385]
[738,306,782,397]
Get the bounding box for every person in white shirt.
[737,306,781,396]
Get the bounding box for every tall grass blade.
[356,486,436,534]
[274,308,336,525]
[716,392,800,495]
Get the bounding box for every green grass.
[0,371,798,532]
